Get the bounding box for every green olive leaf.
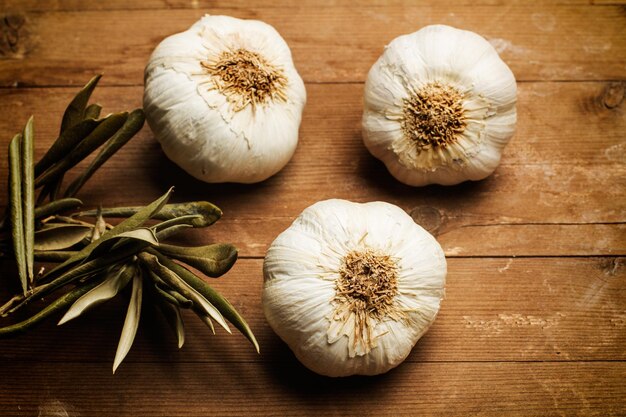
[158,243,237,278]
[44,187,173,280]
[6,238,149,315]
[0,279,100,338]
[60,74,102,134]
[34,198,83,220]
[149,249,258,353]
[78,202,222,228]
[35,118,103,178]
[153,214,203,233]
[197,313,215,335]
[35,112,129,189]
[88,228,158,260]
[84,103,102,120]
[154,224,194,241]
[34,224,93,251]
[22,116,35,284]
[146,267,193,309]
[154,297,185,349]
[138,252,231,334]
[64,108,145,197]
[33,250,76,262]
[152,282,193,309]
[58,263,136,325]
[113,268,143,374]
[8,132,27,294]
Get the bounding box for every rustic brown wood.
[0,83,623,256]
[1,0,597,12]
[0,258,624,363]
[0,6,624,87]
[0,361,624,416]
[0,1,624,416]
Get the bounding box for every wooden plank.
[0,360,623,416]
[0,83,623,255]
[1,0,594,12]
[0,7,624,86]
[0,258,624,363]
[209,221,626,257]
[1,82,623,166]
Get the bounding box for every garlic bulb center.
[402,81,467,151]
[201,48,288,111]
[332,248,404,355]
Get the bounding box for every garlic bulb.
[144,15,306,183]
[263,199,446,377]
[362,25,517,186]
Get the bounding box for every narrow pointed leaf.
[113,228,158,245]
[35,118,102,177]
[155,298,185,348]
[4,239,148,314]
[34,224,92,251]
[150,249,258,352]
[138,252,231,334]
[197,313,215,335]
[78,202,222,228]
[154,224,193,241]
[145,267,193,309]
[34,198,83,220]
[84,103,102,120]
[36,112,128,188]
[65,109,145,197]
[44,187,173,279]
[60,74,102,134]
[88,228,158,261]
[152,215,203,233]
[22,116,35,284]
[113,268,143,374]
[59,263,135,325]
[152,282,193,309]
[0,279,100,338]
[8,133,27,294]
[158,243,237,278]
[34,251,76,262]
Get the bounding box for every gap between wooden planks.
[0,83,623,257]
[0,6,624,86]
[0,257,623,363]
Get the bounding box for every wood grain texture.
[1,0,597,12]
[0,258,624,363]
[0,6,624,86]
[0,361,624,417]
[0,1,624,416]
[0,82,623,256]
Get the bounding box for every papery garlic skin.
[263,199,446,377]
[144,15,306,183]
[362,25,517,186]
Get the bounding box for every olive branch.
[0,75,258,373]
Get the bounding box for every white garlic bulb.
[263,199,446,377]
[362,25,517,186]
[144,15,306,183]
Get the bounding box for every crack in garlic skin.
[331,248,406,356]
[402,82,467,151]
[201,48,288,112]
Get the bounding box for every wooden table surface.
[0,0,625,416]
